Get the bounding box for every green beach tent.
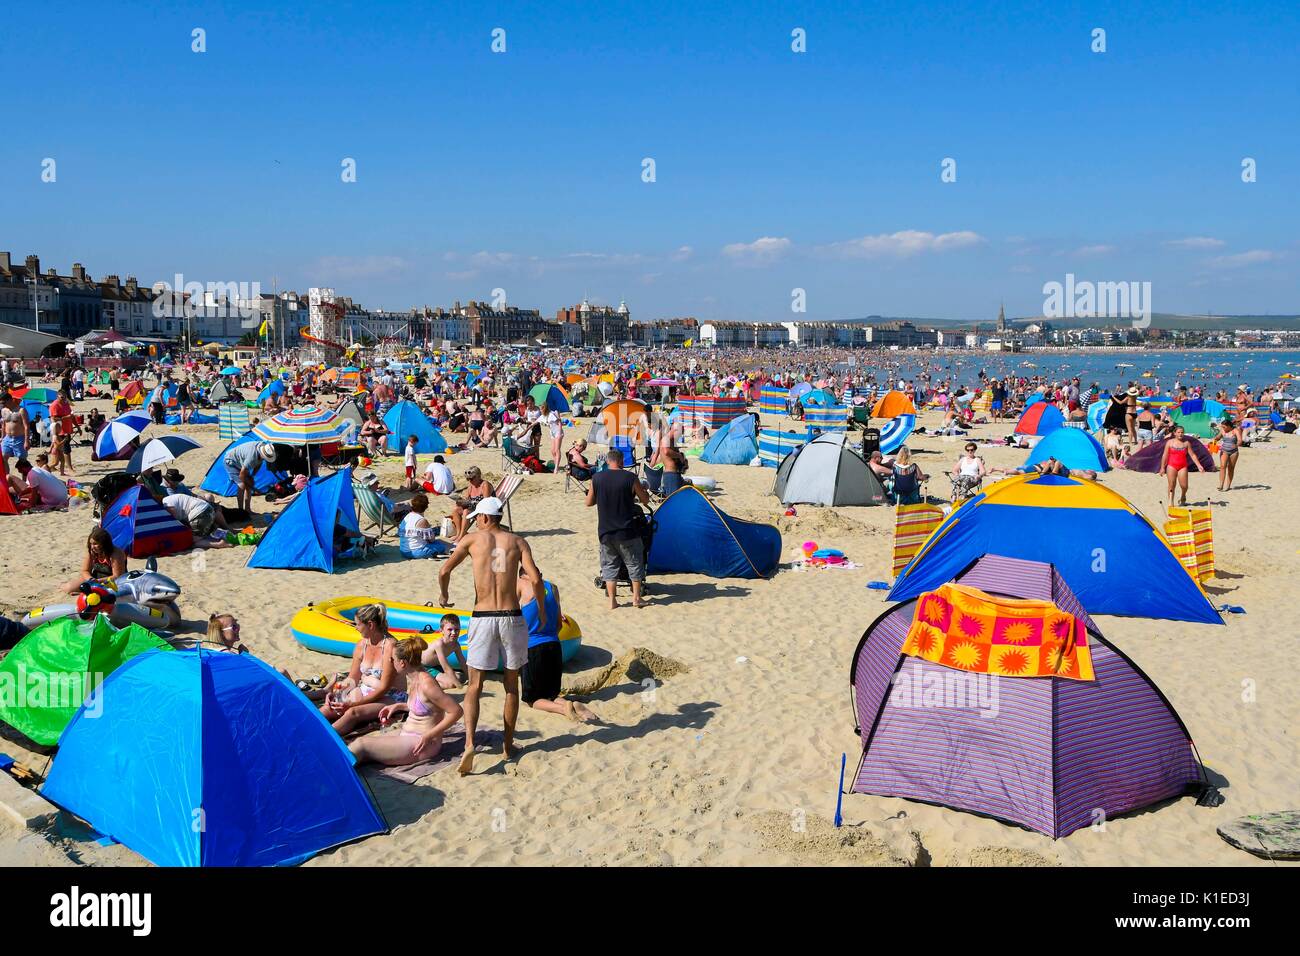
[0,615,171,746]
[1169,409,1216,438]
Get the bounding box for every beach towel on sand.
[903,583,1095,681]
[363,723,502,784]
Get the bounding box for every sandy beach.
[1,394,1296,868]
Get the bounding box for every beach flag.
[1163,507,1215,584]
[218,404,251,441]
[258,319,271,336]
[892,502,945,576]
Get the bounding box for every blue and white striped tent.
[758,428,809,468]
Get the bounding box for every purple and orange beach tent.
[850,554,1207,838]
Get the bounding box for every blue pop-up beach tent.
[200,432,288,497]
[383,400,447,453]
[257,379,286,404]
[1025,427,1111,472]
[247,469,360,572]
[647,485,781,579]
[42,648,386,867]
[889,473,1221,624]
[700,414,759,465]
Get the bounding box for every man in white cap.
[223,440,276,514]
[437,496,545,775]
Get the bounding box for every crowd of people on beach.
[4,344,1299,774]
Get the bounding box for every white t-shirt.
[423,460,454,494]
[163,493,213,524]
[26,467,68,507]
[546,410,561,438]
[404,443,417,468]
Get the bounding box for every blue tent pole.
[834,752,846,827]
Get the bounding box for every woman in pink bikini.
[349,636,463,766]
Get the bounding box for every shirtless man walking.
[437,496,546,775]
[1,392,29,472]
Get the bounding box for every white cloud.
[818,230,984,259]
[722,236,792,264]
[1165,237,1225,250]
[1209,249,1281,268]
[1073,244,1116,257]
[308,255,410,281]
[671,245,694,262]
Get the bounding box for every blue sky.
[2,0,1297,321]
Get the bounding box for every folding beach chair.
[495,473,524,529]
[501,437,530,476]
[352,480,396,538]
[610,434,639,469]
[564,460,592,494]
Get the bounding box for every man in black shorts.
[585,448,650,609]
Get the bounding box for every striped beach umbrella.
[253,406,351,445]
[878,413,916,454]
[94,411,152,458]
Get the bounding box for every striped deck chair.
[892,502,946,577]
[495,473,524,529]
[352,481,396,538]
[1163,507,1215,584]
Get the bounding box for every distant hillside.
[838,314,1300,331]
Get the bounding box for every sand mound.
[750,810,923,866]
[950,846,1061,867]
[767,508,883,539]
[564,646,688,696]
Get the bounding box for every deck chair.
[495,473,524,529]
[352,481,396,538]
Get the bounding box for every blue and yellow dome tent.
[889,473,1221,625]
[42,647,385,867]
[383,400,447,454]
[647,486,781,579]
